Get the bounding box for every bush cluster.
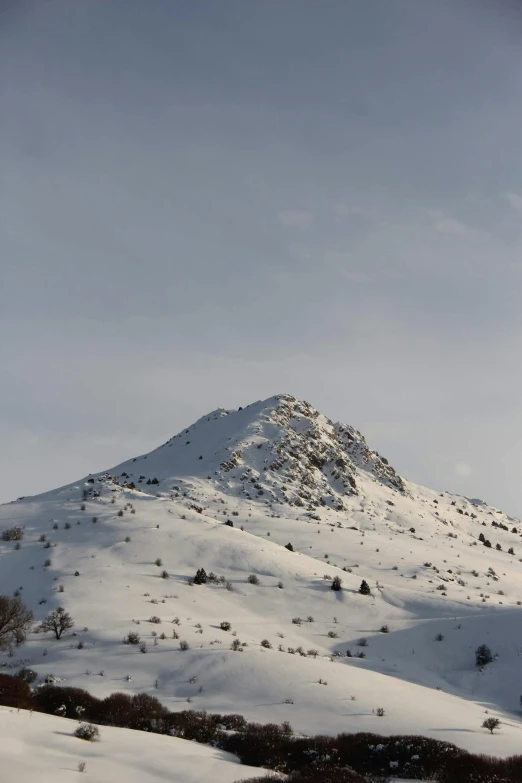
[1,674,520,782]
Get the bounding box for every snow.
[1,393,522,769]
[0,707,262,782]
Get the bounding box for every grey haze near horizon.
[1,0,522,513]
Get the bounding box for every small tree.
[359,580,371,596]
[285,543,294,552]
[482,717,500,734]
[193,568,207,585]
[0,596,33,651]
[247,574,259,585]
[476,644,493,667]
[331,576,342,592]
[41,607,74,640]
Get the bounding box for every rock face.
[88,393,405,513]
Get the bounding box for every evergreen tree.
[193,568,207,585]
[331,576,342,592]
[476,644,493,667]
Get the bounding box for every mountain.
[92,393,405,510]
[2,393,522,761]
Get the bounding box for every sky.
[1,0,522,513]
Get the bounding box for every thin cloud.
[505,191,522,215]
[435,217,487,241]
[454,461,473,477]
[277,210,314,229]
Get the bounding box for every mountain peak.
[92,393,405,513]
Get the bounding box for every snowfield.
[0,707,262,782]
[2,393,522,774]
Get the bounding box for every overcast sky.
[1,0,522,513]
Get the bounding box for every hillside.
[0,707,262,782]
[2,394,522,759]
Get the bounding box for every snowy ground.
[1,395,522,759]
[0,707,263,783]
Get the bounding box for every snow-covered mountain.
[2,393,522,760]
[99,393,405,509]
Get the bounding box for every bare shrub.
[2,527,23,542]
[74,723,100,742]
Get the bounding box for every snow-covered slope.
[0,707,262,782]
[2,394,522,757]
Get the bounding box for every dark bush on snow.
[220,722,292,769]
[17,667,38,684]
[476,644,493,667]
[2,675,522,783]
[167,709,221,743]
[218,713,248,731]
[74,723,100,741]
[100,692,169,732]
[35,685,101,721]
[74,723,100,742]
[193,568,207,585]
[440,751,513,783]
[0,673,39,711]
[1,526,23,541]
